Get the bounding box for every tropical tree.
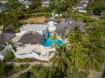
[51,21,105,78]
[29,0,41,9]
[67,26,88,78]
[87,0,105,15]
[0,63,14,78]
[48,0,78,14]
[83,21,105,71]
[7,0,24,10]
[0,10,22,32]
[30,65,52,78]
[50,45,70,78]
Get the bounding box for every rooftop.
[20,24,48,32]
[0,33,16,43]
[18,32,44,44]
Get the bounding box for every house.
[10,23,56,61]
[11,32,55,61]
[56,19,85,37]
[0,33,16,60]
[0,3,8,12]
[56,19,74,37]
[42,0,50,7]
[80,0,90,3]
[18,0,32,8]
[73,0,91,13]
[20,24,49,38]
[18,0,51,8]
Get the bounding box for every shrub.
[15,58,35,62]
[16,64,29,72]
[0,63,14,78]
[4,50,15,61]
[17,72,31,78]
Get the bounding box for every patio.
[12,43,55,61]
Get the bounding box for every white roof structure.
[20,24,48,32]
[0,53,4,60]
[48,21,57,27]
[47,21,57,32]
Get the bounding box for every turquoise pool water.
[42,35,64,47]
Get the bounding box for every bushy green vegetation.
[0,63,14,78]
[87,0,105,15]
[48,0,78,14]
[16,58,35,62]
[69,12,96,22]
[4,50,15,61]
[16,64,29,72]
[17,72,30,78]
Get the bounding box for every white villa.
[10,20,57,61]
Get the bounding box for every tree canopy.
[87,0,105,15]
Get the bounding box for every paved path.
[7,65,32,78]
[5,61,50,67]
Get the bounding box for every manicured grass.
[21,16,47,24]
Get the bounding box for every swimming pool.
[42,35,64,47]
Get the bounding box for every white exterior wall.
[0,45,12,60]
[78,10,87,13]
[10,45,51,61]
[15,53,34,59]
[0,45,11,55]
[0,54,4,60]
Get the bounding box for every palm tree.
[50,45,70,78]
[82,22,105,72]
[50,21,105,78]
[30,65,52,78]
[50,46,70,72]
[67,26,88,78]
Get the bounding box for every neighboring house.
[0,0,8,4]
[0,33,16,60]
[0,3,8,12]
[18,0,50,8]
[80,0,90,3]
[56,19,74,37]
[73,0,91,13]
[42,0,50,7]
[18,0,32,8]
[56,19,85,37]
